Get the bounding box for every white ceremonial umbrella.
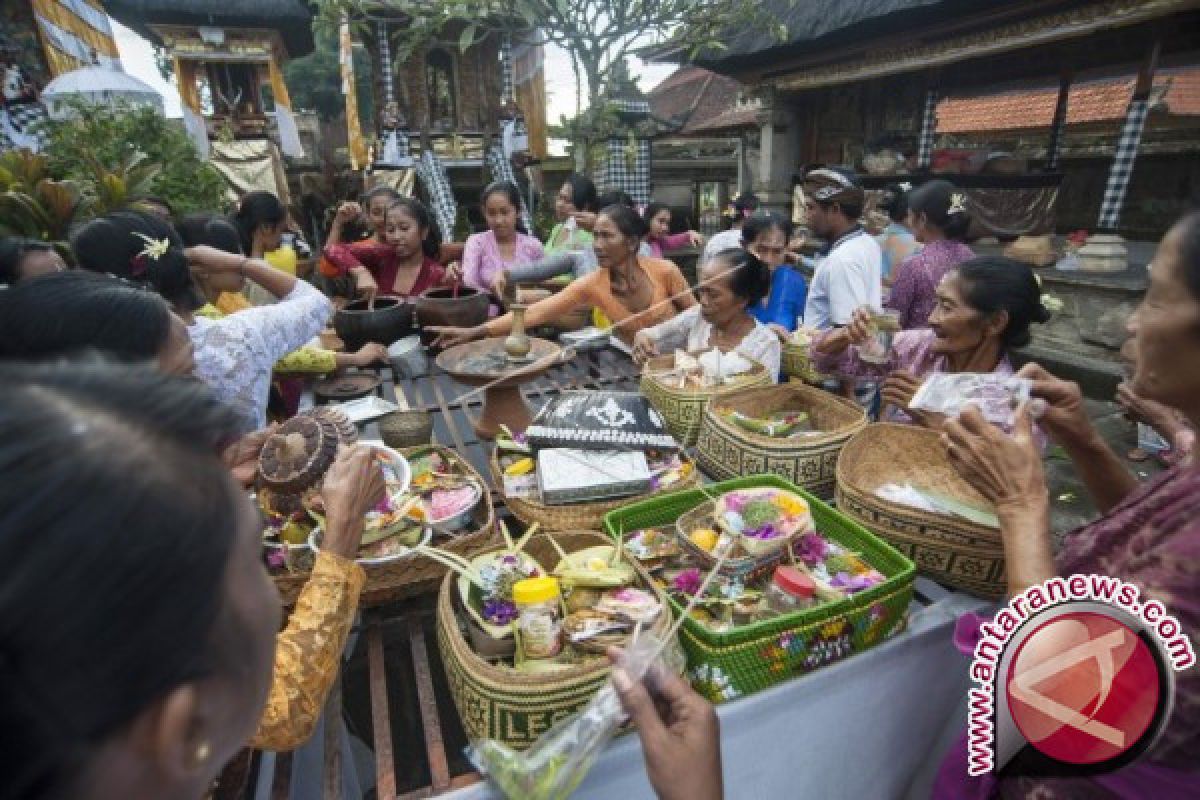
[41,66,164,119]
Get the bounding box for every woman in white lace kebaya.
[633,248,781,377]
[71,211,331,431]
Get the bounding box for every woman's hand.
[632,331,659,365]
[1116,381,1180,431]
[943,405,1047,512]
[767,323,791,343]
[882,369,946,429]
[347,343,388,368]
[572,211,597,232]
[221,423,277,487]
[610,652,722,800]
[686,230,705,248]
[490,269,509,299]
[184,245,241,276]
[350,266,378,306]
[431,325,485,349]
[846,307,874,346]
[1016,362,1093,446]
[320,445,386,561]
[334,202,362,226]
[444,260,463,285]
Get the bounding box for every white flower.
[898,182,913,192]
[948,193,968,215]
[132,232,170,261]
[1042,293,1064,313]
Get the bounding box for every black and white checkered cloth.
[600,136,652,206]
[486,144,533,232]
[916,89,937,170]
[1,101,48,153]
[612,98,651,115]
[416,149,458,241]
[377,22,395,108]
[1097,97,1149,231]
[500,35,515,104]
[1046,79,1071,172]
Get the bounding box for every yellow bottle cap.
[512,576,561,606]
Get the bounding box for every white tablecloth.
[448,581,988,800]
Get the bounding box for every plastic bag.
[467,632,673,800]
[909,372,1031,430]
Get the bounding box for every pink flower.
[671,568,702,596]
[795,533,829,566]
[723,493,748,513]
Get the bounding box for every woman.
[813,256,1049,437]
[633,248,781,377]
[327,185,400,247]
[886,180,974,329]
[461,180,544,297]
[0,237,66,284]
[177,214,385,375]
[432,204,696,348]
[323,197,455,300]
[490,174,600,297]
[71,210,332,433]
[644,202,704,258]
[740,212,808,336]
[932,212,1200,798]
[875,182,919,287]
[703,192,759,260]
[0,361,384,798]
[319,186,398,300]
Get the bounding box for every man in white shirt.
[703,192,760,261]
[801,168,882,329]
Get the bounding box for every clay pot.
[334,296,415,351]
[415,287,490,345]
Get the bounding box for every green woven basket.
[603,475,915,703]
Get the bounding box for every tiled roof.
[648,66,755,134]
[937,67,1200,134]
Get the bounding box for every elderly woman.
[813,256,1049,437]
[633,248,781,377]
[932,212,1200,797]
[0,273,385,755]
[0,361,384,799]
[433,204,696,348]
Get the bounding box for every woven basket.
[696,384,867,500]
[604,475,914,704]
[437,530,678,750]
[272,445,498,606]
[780,340,828,385]
[491,448,701,532]
[378,410,434,449]
[639,355,772,446]
[835,423,1005,598]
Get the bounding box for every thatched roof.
[104,0,315,58]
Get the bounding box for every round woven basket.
[696,383,866,500]
[271,445,497,606]
[639,355,772,447]
[436,530,678,750]
[378,410,434,449]
[835,423,1005,598]
[491,448,701,531]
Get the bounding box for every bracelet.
[237,257,249,276]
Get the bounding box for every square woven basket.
[603,475,915,703]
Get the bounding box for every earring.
[192,740,211,767]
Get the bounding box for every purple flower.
[795,533,829,566]
[723,493,748,513]
[745,523,781,540]
[830,570,883,593]
[671,568,702,596]
[266,548,287,570]
[482,598,519,625]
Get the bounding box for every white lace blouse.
[189,281,332,431]
[642,306,781,378]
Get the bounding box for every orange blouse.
[483,256,696,344]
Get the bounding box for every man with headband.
[801,167,882,329]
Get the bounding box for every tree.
[314,1,788,111]
[284,29,375,127]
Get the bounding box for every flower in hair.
[898,182,912,192]
[948,193,968,215]
[133,232,171,261]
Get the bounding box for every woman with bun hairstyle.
[875,182,919,286]
[814,256,1049,442]
[71,210,332,432]
[633,248,781,377]
[885,179,974,329]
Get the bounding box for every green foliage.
[39,100,227,216]
[284,29,375,127]
[0,149,88,259]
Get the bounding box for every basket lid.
[513,576,561,605]
[258,414,339,493]
[772,565,815,598]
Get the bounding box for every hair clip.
[948,193,968,215]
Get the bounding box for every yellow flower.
[773,493,808,517]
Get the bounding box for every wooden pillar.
[1045,68,1073,172]
[754,87,800,215]
[1096,37,1160,232]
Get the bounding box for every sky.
[111,17,676,136]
